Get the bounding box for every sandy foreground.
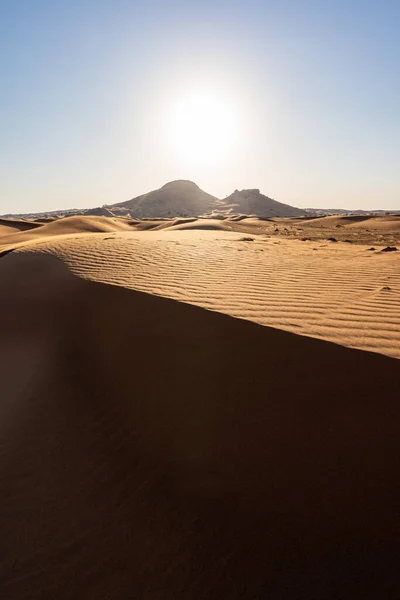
[1,215,400,598]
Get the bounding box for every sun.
[162,86,241,168]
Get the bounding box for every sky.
[0,0,399,214]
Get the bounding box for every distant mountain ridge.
[3,181,399,219]
[1,180,307,219]
[108,180,306,219]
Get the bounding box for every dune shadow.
[0,217,43,232]
[1,252,399,599]
[0,248,14,259]
[339,215,377,224]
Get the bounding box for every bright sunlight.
[162,86,242,168]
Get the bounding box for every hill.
[83,206,115,217]
[110,181,307,218]
[221,189,305,217]
[112,180,218,218]
[0,181,308,220]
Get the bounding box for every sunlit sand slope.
[0,215,135,246]
[17,230,400,359]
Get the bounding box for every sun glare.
[163,86,241,168]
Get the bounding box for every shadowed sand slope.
[18,230,400,359]
[0,217,43,236]
[1,252,400,599]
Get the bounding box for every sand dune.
[1,215,399,360]
[299,214,400,230]
[291,214,400,246]
[0,217,42,236]
[1,250,399,599]
[0,215,135,247]
[2,213,399,249]
[161,218,235,232]
[7,227,398,360]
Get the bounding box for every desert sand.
[1,214,399,598]
[1,214,399,358]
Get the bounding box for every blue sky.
[0,0,399,213]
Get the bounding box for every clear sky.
[1,0,399,214]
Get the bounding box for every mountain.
[109,180,306,218]
[112,180,218,218]
[1,181,308,219]
[83,206,115,217]
[220,189,305,218]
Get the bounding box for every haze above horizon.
[1,0,399,214]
